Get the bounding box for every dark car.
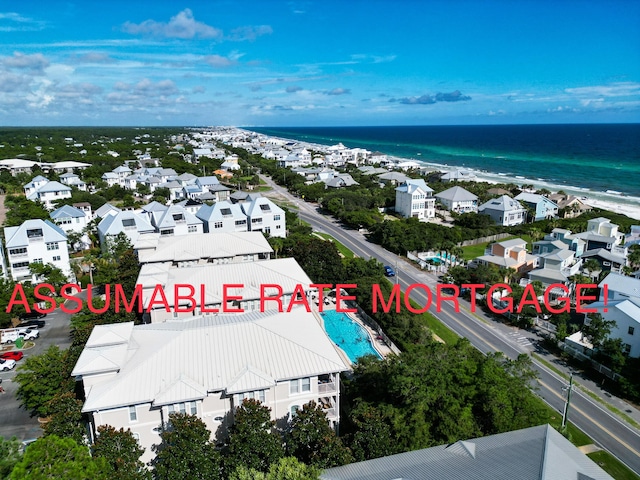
[19,319,46,329]
[384,265,396,277]
[19,311,46,321]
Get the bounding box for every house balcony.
[9,252,28,258]
[317,381,337,395]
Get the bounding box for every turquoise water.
[248,124,640,197]
[321,311,382,363]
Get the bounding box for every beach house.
[478,195,527,227]
[394,179,436,220]
[514,192,559,221]
[435,186,478,213]
[473,238,537,275]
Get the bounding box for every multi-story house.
[435,186,478,214]
[147,204,204,237]
[241,194,286,238]
[196,200,248,234]
[478,195,527,227]
[528,248,582,288]
[394,179,435,220]
[24,176,72,210]
[573,217,625,252]
[514,192,559,221]
[97,210,155,251]
[473,238,538,275]
[4,219,71,283]
[71,310,349,463]
[59,173,87,191]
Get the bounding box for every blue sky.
[1,0,639,126]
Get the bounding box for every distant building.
[514,192,558,221]
[23,177,72,210]
[240,194,286,238]
[394,179,435,220]
[97,210,155,250]
[435,186,478,213]
[478,195,526,227]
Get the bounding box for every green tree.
[92,425,151,480]
[230,457,321,480]
[346,403,398,461]
[42,392,86,444]
[151,413,221,480]
[14,345,75,417]
[282,236,344,284]
[286,401,353,469]
[28,263,68,289]
[3,195,49,227]
[224,399,284,474]
[9,435,109,480]
[583,313,616,349]
[0,436,21,479]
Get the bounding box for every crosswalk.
[507,331,533,347]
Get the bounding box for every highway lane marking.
[538,378,640,458]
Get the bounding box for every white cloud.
[3,51,49,73]
[565,82,640,97]
[226,25,273,42]
[122,9,222,40]
[204,51,244,68]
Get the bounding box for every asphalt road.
[264,176,640,475]
[0,307,72,442]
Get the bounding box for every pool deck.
[316,302,395,360]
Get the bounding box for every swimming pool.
[428,252,457,264]
[321,310,383,363]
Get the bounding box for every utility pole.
[562,372,574,429]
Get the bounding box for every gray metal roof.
[479,195,525,213]
[4,219,67,248]
[73,309,349,412]
[321,424,613,480]
[435,186,478,202]
[599,272,640,301]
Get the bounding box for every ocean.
[246,124,640,200]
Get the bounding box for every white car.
[0,358,16,371]
[18,328,39,340]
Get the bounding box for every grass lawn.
[315,232,355,259]
[587,451,640,480]
[461,234,534,261]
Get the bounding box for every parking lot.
[0,308,72,441]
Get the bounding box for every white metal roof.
[135,231,272,264]
[74,309,349,412]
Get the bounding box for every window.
[220,208,232,217]
[265,227,271,234]
[53,256,61,261]
[290,378,311,395]
[160,229,174,236]
[237,390,266,404]
[33,258,43,264]
[260,204,271,212]
[274,215,281,221]
[251,218,262,224]
[276,225,281,230]
[26,229,43,238]
[172,214,184,222]
[188,225,198,233]
[129,406,137,422]
[235,220,246,226]
[122,219,135,228]
[46,242,59,251]
[12,262,30,269]
[629,326,635,336]
[214,221,223,229]
[9,248,27,256]
[290,405,300,417]
[623,344,631,354]
[290,379,299,395]
[190,401,197,415]
[301,377,311,392]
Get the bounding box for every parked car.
[0,351,24,361]
[18,329,39,341]
[0,358,16,371]
[384,265,396,277]
[19,311,46,321]
[19,319,45,329]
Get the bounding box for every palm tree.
[583,258,601,279]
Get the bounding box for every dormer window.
[260,204,271,212]
[27,228,43,238]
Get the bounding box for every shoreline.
[240,128,640,222]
